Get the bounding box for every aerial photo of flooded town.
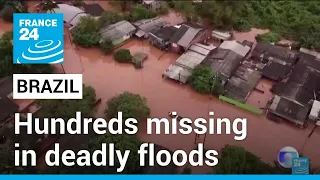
[1,0,320,174]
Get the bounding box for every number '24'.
[19,28,39,40]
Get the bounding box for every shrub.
[72,0,83,7]
[256,32,281,43]
[2,6,15,22]
[234,18,252,32]
[71,16,100,47]
[100,39,114,54]
[158,2,169,15]
[113,49,132,63]
[131,4,155,21]
[98,11,123,28]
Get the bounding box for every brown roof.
[0,76,13,97]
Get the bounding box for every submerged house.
[201,40,251,85]
[100,20,136,46]
[251,43,298,81]
[224,64,262,103]
[211,30,232,43]
[170,22,210,53]
[268,66,320,126]
[82,3,105,17]
[148,26,178,50]
[50,4,89,27]
[133,17,167,38]
[163,43,216,83]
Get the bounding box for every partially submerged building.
[100,20,136,46]
[170,22,210,53]
[224,64,262,103]
[211,30,232,42]
[148,26,178,50]
[163,43,216,83]
[82,3,105,17]
[268,66,320,126]
[50,4,89,27]
[201,40,251,84]
[134,17,167,38]
[251,43,298,81]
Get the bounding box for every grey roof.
[100,20,136,41]
[225,64,262,102]
[262,61,292,81]
[272,66,320,105]
[201,49,243,82]
[133,17,166,33]
[82,3,105,17]
[268,95,310,124]
[297,52,320,71]
[163,50,208,83]
[177,28,200,48]
[170,25,189,43]
[251,43,298,65]
[189,43,216,56]
[150,26,178,41]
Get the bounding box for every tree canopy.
[71,16,101,48]
[189,65,223,95]
[105,92,151,122]
[173,0,320,49]
[36,85,97,119]
[113,49,132,63]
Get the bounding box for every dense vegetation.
[189,65,223,95]
[0,0,27,22]
[113,49,132,63]
[105,91,151,123]
[171,0,320,49]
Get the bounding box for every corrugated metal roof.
[309,100,320,120]
[133,17,166,33]
[100,20,136,41]
[176,51,206,69]
[189,43,216,56]
[50,4,85,25]
[219,40,250,57]
[69,13,89,26]
[177,28,200,48]
[212,30,231,40]
[163,64,191,83]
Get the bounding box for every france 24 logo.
[13,13,64,64]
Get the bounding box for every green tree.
[71,16,101,48]
[100,39,115,54]
[131,4,155,21]
[40,0,58,12]
[36,85,96,119]
[190,65,222,94]
[1,5,15,22]
[98,11,124,28]
[87,134,142,173]
[72,0,84,7]
[256,32,281,43]
[105,91,151,121]
[113,49,132,63]
[173,1,195,21]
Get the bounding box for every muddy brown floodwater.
[61,30,320,173]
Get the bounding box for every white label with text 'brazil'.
[13,74,82,99]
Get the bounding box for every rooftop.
[219,40,250,57]
[50,4,88,26]
[100,20,136,41]
[133,17,166,33]
[269,95,310,124]
[201,49,243,82]
[251,43,298,65]
[297,51,320,71]
[149,26,178,42]
[262,61,292,81]
[170,22,204,48]
[82,3,105,17]
[212,30,231,40]
[225,64,262,102]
